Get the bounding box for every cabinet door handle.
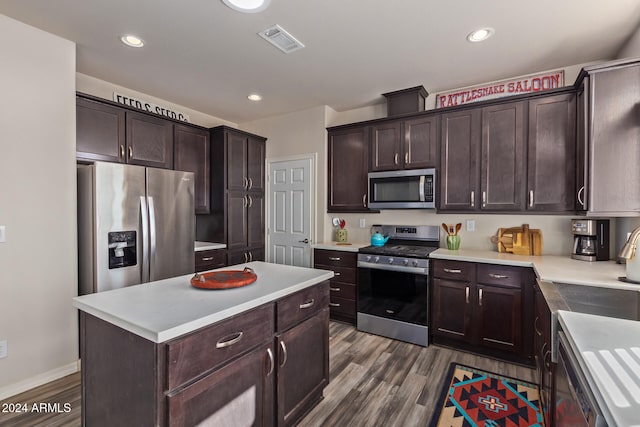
[330,287,341,292]
[216,332,243,349]
[243,252,248,263]
[329,302,341,307]
[470,191,475,207]
[394,153,399,165]
[482,191,486,208]
[248,177,253,189]
[248,251,253,262]
[201,256,214,261]
[242,195,248,208]
[120,144,125,159]
[534,316,542,336]
[329,256,341,261]
[266,348,275,376]
[405,152,409,164]
[128,146,133,159]
[577,186,585,207]
[247,195,253,208]
[529,190,534,207]
[279,340,288,367]
[479,288,483,306]
[489,273,508,279]
[334,272,341,276]
[363,193,367,208]
[385,309,395,314]
[443,268,462,274]
[243,177,248,189]
[465,286,470,304]
[299,299,315,309]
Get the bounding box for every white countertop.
[195,241,226,251]
[431,248,639,291]
[73,261,333,343]
[312,242,370,252]
[558,311,640,427]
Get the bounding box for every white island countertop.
[430,248,638,291]
[558,311,640,427]
[73,261,333,343]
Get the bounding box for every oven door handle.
[358,261,428,275]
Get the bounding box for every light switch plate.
[359,218,366,228]
[0,340,7,358]
[466,220,475,232]
[0,225,5,242]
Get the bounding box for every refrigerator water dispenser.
[108,231,137,269]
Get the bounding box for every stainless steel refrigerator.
[78,162,195,294]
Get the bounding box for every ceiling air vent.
[258,24,305,54]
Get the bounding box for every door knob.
[299,238,309,244]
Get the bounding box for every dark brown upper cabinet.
[527,93,576,212]
[76,97,126,163]
[174,124,210,214]
[327,125,372,212]
[370,115,438,172]
[575,59,640,215]
[440,101,526,212]
[76,95,174,169]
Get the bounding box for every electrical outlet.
[0,225,5,243]
[0,340,7,358]
[466,219,475,232]
[359,218,366,228]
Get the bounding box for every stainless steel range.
[357,224,440,346]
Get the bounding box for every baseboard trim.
[0,360,80,401]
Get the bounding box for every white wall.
[76,73,236,129]
[0,15,78,399]
[617,24,640,58]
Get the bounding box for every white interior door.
[268,157,313,267]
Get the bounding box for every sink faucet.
[619,226,640,260]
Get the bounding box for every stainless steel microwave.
[368,168,436,209]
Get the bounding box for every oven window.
[358,268,428,325]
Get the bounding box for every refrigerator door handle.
[148,196,157,281]
[140,196,150,283]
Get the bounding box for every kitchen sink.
[554,282,640,321]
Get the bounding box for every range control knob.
[412,260,419,267]
[366,255,372,262]
[403,259,409,266]
[388,258,394,264]
[374,256,380,263]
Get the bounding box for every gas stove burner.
[359,244,438,258]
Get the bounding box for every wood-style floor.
[0,322,535,427]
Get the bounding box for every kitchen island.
[73,261,333,427]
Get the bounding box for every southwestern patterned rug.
[429,363,543,427]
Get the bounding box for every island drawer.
[477,264,522,288]
[195,249,226,272]
[314,249,357,267]
[431,259,475,282]
[166,303,274,390]
[277,281,329,332]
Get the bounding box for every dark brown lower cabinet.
[431,259,534,363]
[228,247,265,265]
[80,281,329,426]
[277,309,329,426]
[167,343,274,427]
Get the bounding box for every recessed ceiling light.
[121,35,144,48]
[247,94,262,101]
[221,0,270,13]
[467,28,494,43]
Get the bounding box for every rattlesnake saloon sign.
[435,70,564,108]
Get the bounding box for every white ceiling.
[1,0,639,123]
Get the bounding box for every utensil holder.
[446,235,460,250]
[336,228,348,242]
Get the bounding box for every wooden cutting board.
[491,224,543,256]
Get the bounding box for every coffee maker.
[571,219,610,261]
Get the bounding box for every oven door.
[555,332,606,427]
[357,265,428,325]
